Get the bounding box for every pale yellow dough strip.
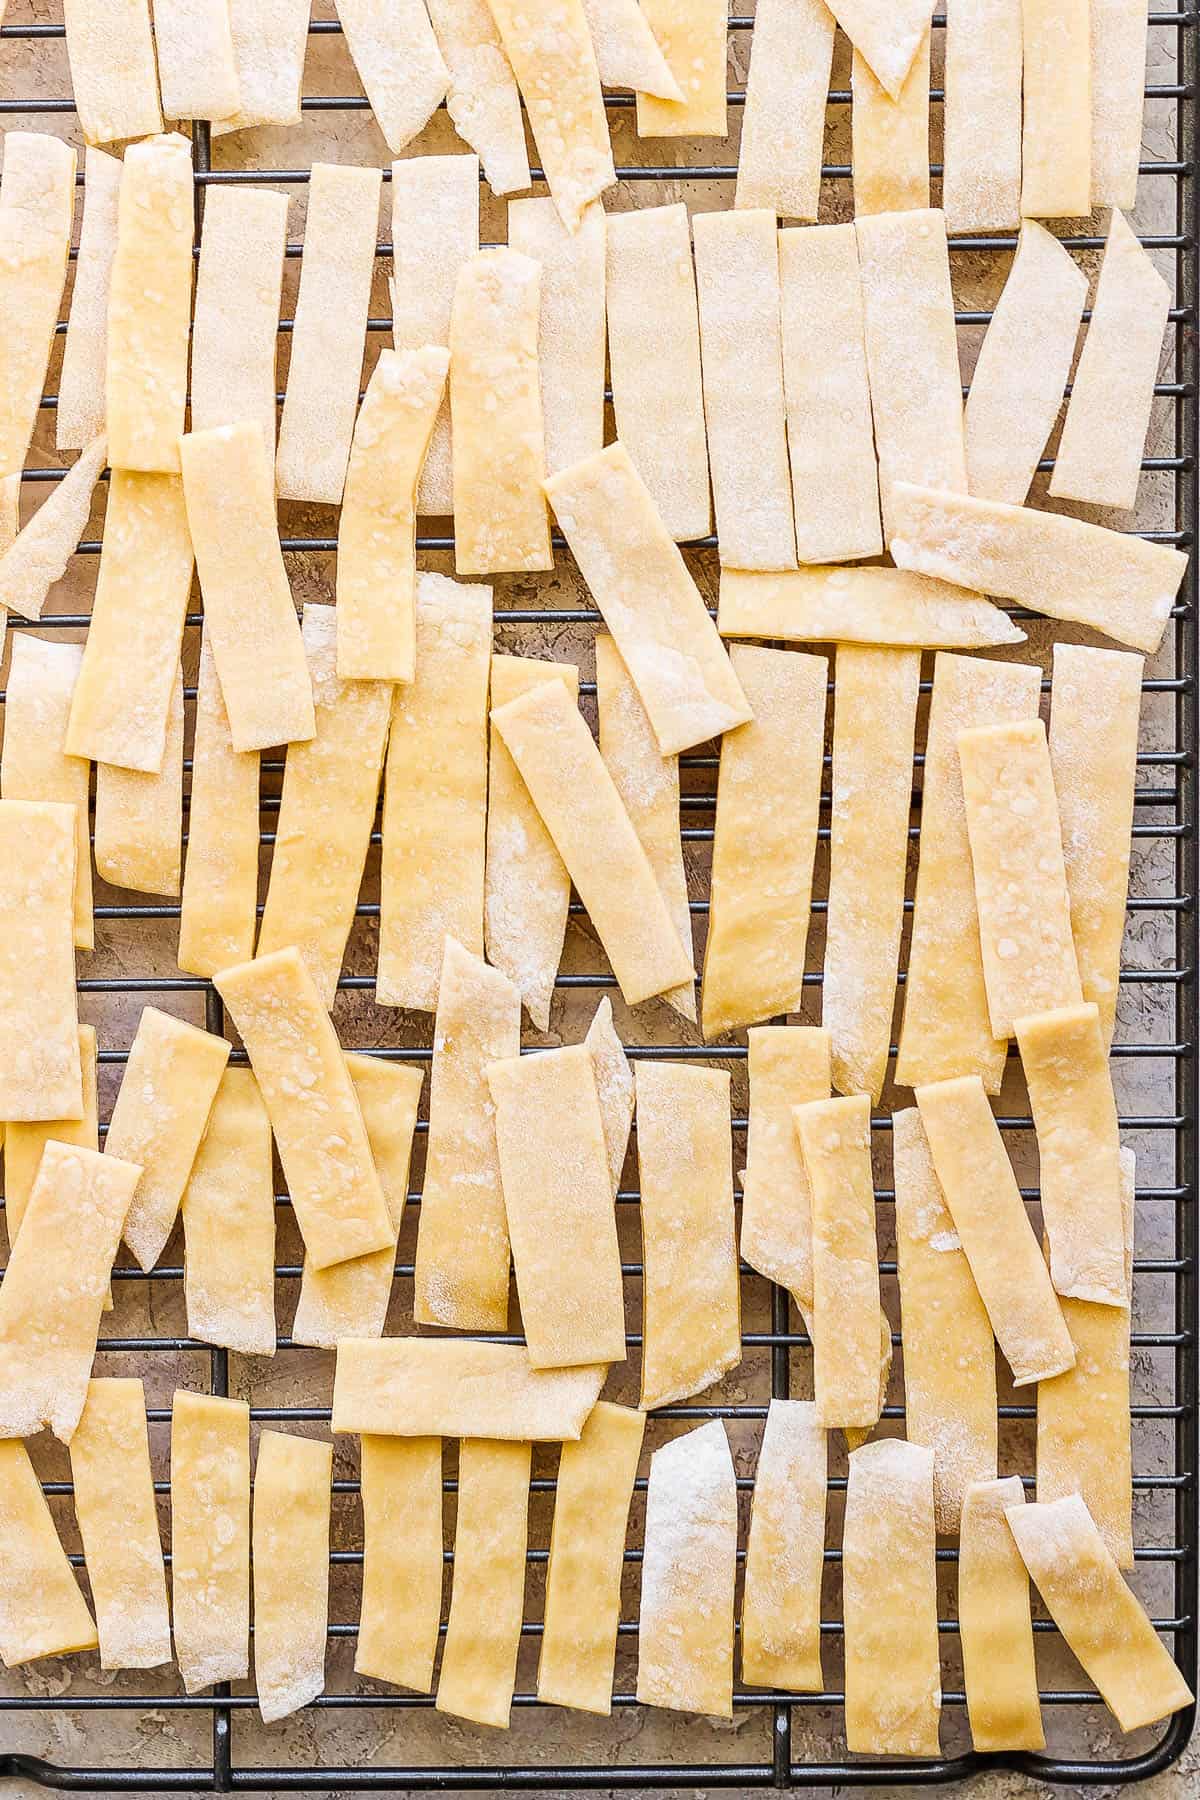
[450,247,551,574]
[1007,1494,1193,1732]
[355,1436,443,1692]
[585,996,634,1190]
[110,1003,231,1271]
[180,422,315,754]
[488,1045,625,1369]
[252,1431,332,1724]
[825,646,920,1100]
[887,481,1187,657]
[581,0,680,96]
[332,1338,605,1439]
[941,0,1022,234]
[538,1401,645,1715]
[718,565,1020,649]
[390,153,480,516]
[94,664,184,898]
[959,1478,1044,1751]
[214,0,310,135]
[604,204,711,542]
[1,634,93,946]
[258,603,392,1005]
[377,573,491,1011]
[1092,0,1149,210]
[181,1066,276,1357]
[855,209,967,538]
[637,1420,736,1717]
[57,147,121,451]
[177,633,261,979]
[741,1399,826,1692]
[1038,1146,1135,1569]
[424,2,529,196]
[170,1391,250,1692]
[335,0,449,154]
[843,1438,940,1754]
[190,187,289,477]
[0,1141,140,1442]
[509,197,606,476]
[1050,643,1142,1046]
[892,1107,997,1531]
[154,0,241,121]
[916,1075,1076,1384]
[793,1094,882,1431]
[0,133,75,480]
[65,471,195,774]
[5,1025,98,1246]
[778,223,882,565]
[895,652,1042,1092]
[69,1379,171,1669]
[964,220,1087,505]
[488,0,615,229]
[1017,1004,1126,1309]
[485,657,577,1032]
[491,677,694,1008]
[595,633,695,1022]
[0,1438,97,1666]
[1051,212,1172,512]
[852,32,930,217]
[635,0,727,136]
[336,346,449,683]
[292,1054,423,1349]
[739,1027,830,1320]
[0,435,107,625]
[735,0,834,220]
[636,1062,740,1409]
[62,0,161,144]
[1021,0,1091,218]
[0,799,82,1121]
[106,136,193,476]
[275,164,382,507]
[437,1439,530,1729]
[547,443,750,755]
[413,936,519,1332]
[701,646,826,1039]
[959,718,1082,1039]
[693,208,796,571]
[825,0,933,99]
[215,947,393,1271]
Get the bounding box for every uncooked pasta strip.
[509,196,606,476]
[735,0,834,220]
[355,1436,443,1691]
[252,1431,332,1723]
[824,0,932,99]
[0,133,76,479]
[635,0,727,136]
[436,1439,530,1729]
[154,0,240,121]
[851,31,930,217]
[0,800,82,1121]
[180,1067,276,1357]
[69,1378,171,1669]
[214,0,311,135]
[190,187,289,476]
[958,1478,1044,1751]
[335,0,449,153]
[1091,0,1149,209]
[62,0,161,144]
[1021,0,1091,218]
[0,1438,97,1665]
[424,0,530,196]
[57,147,121,451]
[581,0,680,96]
[1,634,93,946]
[4,1024,98,1246]
[170,1391,250,1692]
[177,632,261,979]
[941,0,1022,233]
[331,1339,606,1440]
[0,434,107,625]
[741,1399,826,1692]
[739,1027,831,1321]
[94,665,184,898]
[718,565,1020,648]
[487,0,615,230]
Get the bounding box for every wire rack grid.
[0,4,1196,1793]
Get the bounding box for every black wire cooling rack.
[0,6,1196,1792]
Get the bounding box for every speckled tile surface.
[0,2,1194,1796]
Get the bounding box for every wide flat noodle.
[546,442,750,754]
[170,1391,251,1692]
[0,1438,97,1666]
[355,1436,443,1691]
[735,0,833,220]
[69,1378,171,1669]
[154,0,241,121]
[778,224,882,564]
[892,1107,997,1530]
[251,1431,332,1723]
[0,133,76,479]
[741,1399,826,1692]
[331,1338,606,1440]
[94,663,184,898]
[538,1401,645,1714]
[941,0,1022,233]
[635,1063,740,1410]
[335,0,449,153]
[62,0,161,144]
[276,163,382,506]
[718,565,1020,648]
[487,0,616,230]
[1,634,93,946]
[888,480,1188,656]
[1021,0,1091,217]
[0,435,107,626]
[964,220,1088,505]
[425,0,530,195]
[843,1438,941,1755]
[0,800,82,1120]
[958,1478,1044,1750]
[1091,0,1149,209]
[851,31,930,216]
[106,135,193,476]
[581,0,680,97]
[1049,643,1142,1045]
[636,1421,737,1717]
[177,632,261,978]
[509,197,606,475]
[180,1066,276,1357]
[436,1439,530,1729]
[57,147,121,451]
[190,187,289,476]
[701,646,826,1037]
[604,204,711,542]
[635,0,727,136]
[214,0,310,135]
[693,208,796,570]
[739,1027,830,1320]
[4,1024,98,1246]
[825,0,932,99]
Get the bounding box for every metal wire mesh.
[0,5,1195,1791]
